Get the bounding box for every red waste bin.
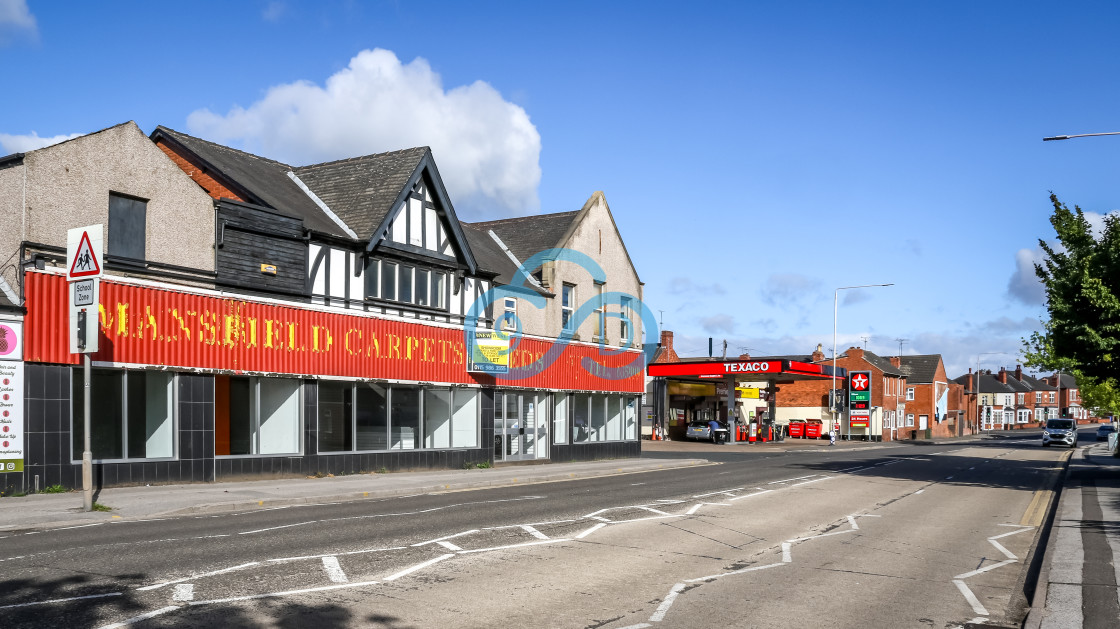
[788,420,805,438]
[805,419,823,439]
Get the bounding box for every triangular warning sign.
[69,231,102,278]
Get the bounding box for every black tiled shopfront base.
[551,440,641,462]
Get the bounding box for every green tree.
[1023,193,1120,418]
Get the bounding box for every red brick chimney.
[847,347,864,361]
[1015,365,1023,381]
[655,330,680,363]
[889,356,901,368]
[997,368,1008,384]
[811,343,825,363]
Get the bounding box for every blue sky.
[3,0,1119,377]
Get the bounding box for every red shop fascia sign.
[23,272,644,393]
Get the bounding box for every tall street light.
[833,283,893,441]
[1043,131,1120,141]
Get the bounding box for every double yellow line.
[1019,450,1073,527]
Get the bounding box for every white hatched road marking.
[172,583,194,602]
[96,605,180,628]
[384,554,455,581]
[137,562,260,591]
[322,556,348,583]
[948,525,1034,618]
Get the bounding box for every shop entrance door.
[494,391,549,462]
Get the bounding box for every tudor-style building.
[0,121,645,493]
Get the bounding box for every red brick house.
[897,355,954,439]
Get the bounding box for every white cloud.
[0,0,36,46]
[759,273,821,308]
[700,314,735,334]
[187,48,541,219]
[667,277,725,295]
[0,131,81,154]
[261,1,286,21]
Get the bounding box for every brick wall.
[155,139,245,202]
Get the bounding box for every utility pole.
[895,338,908,356]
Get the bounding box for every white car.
[1042,419,1078,448]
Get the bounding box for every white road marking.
[685,561,784,582]
[96,605,180,628]
[137,562,260,591]
[268,546,407,562]
[768,475,816,485]
[576,523,606,539]
[0,592,122,610]
[521,525,549,540]
[238,521,315,535]
[954,559,1017,580]
[685,502,729,515]
[728,489,772,501]
[847,516,859,530]
[649,583,686,622]
[790,476,832,487]
[458,539,570,554]
[436,540,463,551]
[188,579,381,605]
[617,624,652,629]
[914,489,925,494]
[988,540,1016,560]
[322,556,348,583]
[384,554,455,581]
[953,579,989,615]
[693,487,745,498]
[411,530,479,547]
[172,583,194,602]
[781,542,792,563]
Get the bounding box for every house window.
[108,193,147,260]
[562,283,575,330]
[501,297,517,330]
[365,258,380,299]
[906,414,915,427]
[1049,392,1055,403]
[1017,393,1025,404]
[382,262,397,301]
[906,387,914,401]
[593,283,605,341]
[431,272,446,309]
[215,375,301,456]
[1035,392,1042,403]
[398,266,413,303]
[415,269,429,306]
[72,369,174,460]
[620,297,632,346]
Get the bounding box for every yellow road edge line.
[1019,450,1073,527]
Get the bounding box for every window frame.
[71,368,177,463]
[561,283,576,330]
[107,192,148,261]
[905,387,914,401]
[216,376,304,457]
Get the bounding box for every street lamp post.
[833,283,893,442]
[1043,132,1120,141]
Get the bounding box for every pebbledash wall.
[18,271,644,489]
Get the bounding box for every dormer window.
[364,257,449,311]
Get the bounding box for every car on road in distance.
[1096,424,1116,441]
[1042,418,1078,448]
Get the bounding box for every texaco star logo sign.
[851,373,869,390]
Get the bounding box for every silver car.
[1042,419,1077,448]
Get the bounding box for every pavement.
[0,429,999,533]
[1025,439,1120,628]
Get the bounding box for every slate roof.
[1050,373,1079,389]
[151,126,352,239]
[468,211,580,264]
[839,349,905,376]
[1019,373,1057,391]
[292,148,428,240]
[952,373,1016,394]
[898,355,943,384]
[1004,376,1032,393]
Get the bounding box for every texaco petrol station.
[646,359,846,442]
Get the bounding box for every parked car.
[685,420,729,442]
[1042,419,1078,448]
[1096,424,1116,441]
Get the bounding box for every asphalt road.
[1,431,1083,628]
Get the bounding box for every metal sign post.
[67,225,102,512]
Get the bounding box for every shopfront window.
[573,393,590,443]
[318,383,477,453]
[72,369,174,461]
[568,393,635,444]
[624,397,637,439]
[553,393,569,444]
[216,375,301,456]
